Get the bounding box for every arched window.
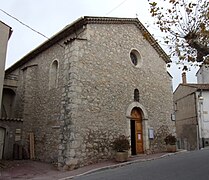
[134,89,139,102]
[49,60,59,89]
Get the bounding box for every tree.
[148,0,209,69]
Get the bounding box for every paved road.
[75,149,209,180]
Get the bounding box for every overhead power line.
[106,0,128,15]
[0,8,49,40]
[0,8,64,48]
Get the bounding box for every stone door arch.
[126,102,149,154]
[130,107,143,154]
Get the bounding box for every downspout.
[199,89,204,148]
[194,92,200,150]
[196,89,204,149]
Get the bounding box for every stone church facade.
[2,17,175,169]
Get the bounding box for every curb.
[58,150,187,180]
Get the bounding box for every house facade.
[2,17,175,169]
[0,21,12,115]
[174,71,209,151]
[0,21,12,160]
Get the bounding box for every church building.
[1,16,175,169]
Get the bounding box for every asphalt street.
[75,148,209,180]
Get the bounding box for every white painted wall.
[196,91,209,139]
[196,65,209,84]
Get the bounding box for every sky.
[0,0,198,90]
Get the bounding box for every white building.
[196,65,209,84]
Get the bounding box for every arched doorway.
[126,102,149,155]
[0,127,5,159]
[130,107,143,155]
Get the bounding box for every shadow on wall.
[178,124,197,151]
[1,88,16,118]
[0,119,27,160]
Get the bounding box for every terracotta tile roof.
[181,83,209,90]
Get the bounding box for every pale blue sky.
[0,0,198,90]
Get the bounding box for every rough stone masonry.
[3,17,175,170]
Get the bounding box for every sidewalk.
[0,151,184,180]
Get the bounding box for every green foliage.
[112,135,130,152]
[148,0,209,68]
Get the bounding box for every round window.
[130,49,142,68]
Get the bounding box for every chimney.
[182,72,187,84]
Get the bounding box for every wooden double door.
[131,108,143,155]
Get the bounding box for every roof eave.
[5,17,86,74]
[5,16,170,74]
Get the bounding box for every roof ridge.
[6,16,170,74]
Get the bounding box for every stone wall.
[7,43,66,163]
[59,23,175,169]
[5,20,175,169]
